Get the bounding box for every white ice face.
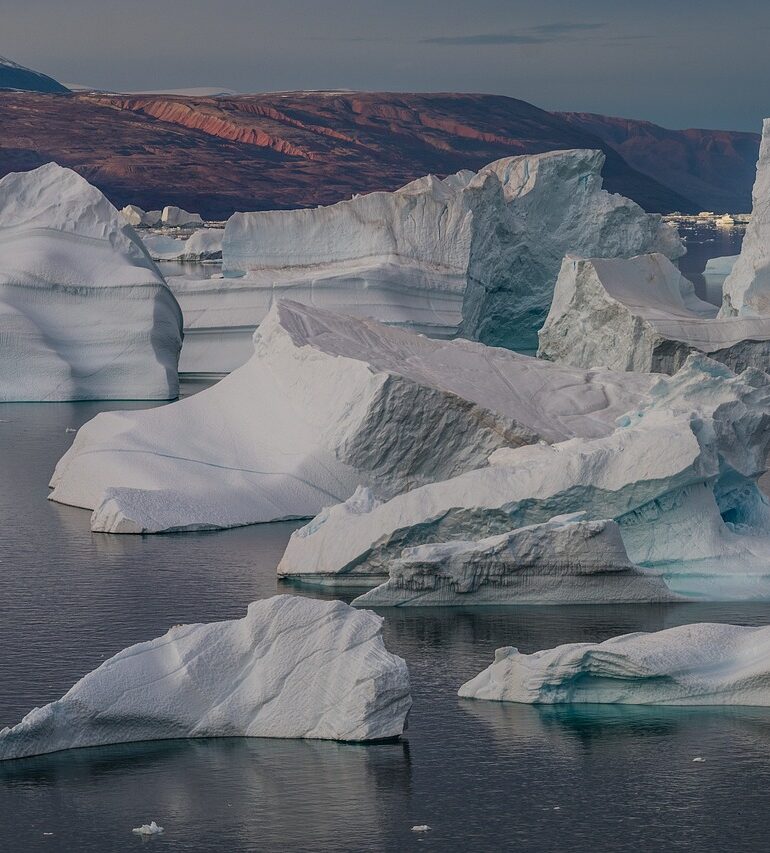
[721,119,770,317]
[459,622,770,706]
[539,252,770,375]
[0,163,183,401]
[0,595,412,761]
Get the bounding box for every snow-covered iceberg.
[0,595,411,761]
[121,205,162,227]
[279,356,770,597]
[458,623,770,705]
[142,229,224,262]
[721,119,770,317]
[0,163,182,401]
[538,254,770,374]
[351,514,676,607]
[161,205,204,227]
[223,150,682,351]
[49,300,657,532]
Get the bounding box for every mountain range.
[0,57,761,217]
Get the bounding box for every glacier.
[48,300,658,532]
[721,119,770,317]
[0,595,411,761]
[0,163,183,401]
[351,513,676,607]
[222,149,682,352]
[458,622,770,706]
[278,356,770,598]
[538,253,770,374]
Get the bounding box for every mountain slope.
[0,91,698,218]
[0,56,69,94]
[558,112,760,213]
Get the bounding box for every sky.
[3,0,769,132]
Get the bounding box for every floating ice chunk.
[279,355,770,596]
[703,254,739,292]
[132,822,164,836]
[721,119,770,317]
[121,205,162,227]
[161,205,203,227]
[0,163,182,401]
[0,596,411,761]
[222,149,681,352]
[411,825,431,832]
[143,229,223,262]
[48,300,657,533]
[538,253,770,374]
[351,514,677,607]
[458,623,770,705]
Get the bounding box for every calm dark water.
[4,225,770,853]
[677,221,745,304]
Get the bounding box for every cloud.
[422,21,606,46]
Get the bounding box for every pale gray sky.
[3,0,769,131]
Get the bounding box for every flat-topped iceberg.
[538,254,770,374]
[223,150,682,351]
[0,595,411,761]
[143,228,224,262]
[0,163,182,401]
[721,119,770,317]
[48,300,659,533]
[279,356,770,597]
[351,514,676,607]
[161,205,203,227]
[458,623,770,705]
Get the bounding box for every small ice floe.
[65,428,77,433]
[411,825,431,832]
[132,821,164,836]
[692,757,706,763]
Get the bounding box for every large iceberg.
[142,229,224,262]
[538,254,770,374]
[278,356,770,597]
[0,595,411,760]
[458,623,770,705]
[351,513,676,607]
[48,300,657,532]
[0,163,183,401]
[121,204,162,227]
[721,119,770,317]
[161,205,204,227]
[223,150,682,351]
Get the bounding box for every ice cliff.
[458,622,770,705]
[0,163,182,401]
[279,356,770,598]
[538,253,770,374]
[48,300,656,532]
[721,119,770,317]
[352,514,676,606]
[223,150,681,351]
[0,596,411,760]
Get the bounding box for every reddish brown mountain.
[558,112,760,213]
[0,91,701,219]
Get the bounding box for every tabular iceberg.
[223,150,682,352]
[721,119,770,317]
[538,254,770,374]
[458,623,770,705]
[703,254,739,291]
[161,205,204,227]
[278,356,770,597]
[48,300,659,533]
[0,163,182,401]
[351,514,676,607]
[0,595,411,761]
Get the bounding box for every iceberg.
[223,150,682,351]
[278,356,770,596]
[458,622,770,705]
[0,595,411,761]
[142,229,224,262]
[132,822,164,837]
[538,254,770,374]
[161,205,204,227]
[48,300,659,533]
[703,254,739,291]
[721,119,770,317]
[0,163,182,401]
[121,204,162,227]
[351,513,676,607]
